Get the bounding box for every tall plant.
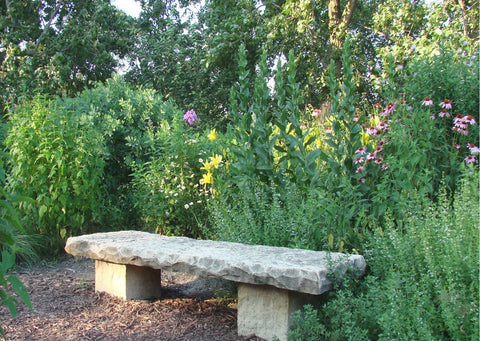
[5,97,105,249]
[0,163,32,337]
[229,44,320,190]
[288,173,479,340]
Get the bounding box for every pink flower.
[453,142,461,149]
[375,157,384,164]
[183,109,198,125]
[354,157,365,164]
[422,97,433,106]
[438,109,450,118]
[468,144,480,154]
[312,109,321,117]
[356,166,364,173]
[429,115,436,120]
[300,123,307,129]
[464,115,476,125]
[358,178,365,183]
[375,146,383,154]
[382,163,389,171]
[326,127,332,134]
[454,114,468,129]
[465,155,476,164]
[367,153,375,161]
[355,146,367,155]
[378,138,387,146]
[440,99,452,109]
[367,127,378,136]
[453,127,469,136]
[353,114,360,122]
[380,103,396,116]
[376,121,388,130]
[373,103,382,108]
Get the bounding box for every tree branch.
[35,0,63,52]
[342,0,357,27]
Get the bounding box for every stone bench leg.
[237,283,320,341]
[95,260,161,300]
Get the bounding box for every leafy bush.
[314,38,479,250]
[206,45,330,249]
[229,45,321,190]
[131,118,223,238]
[5,96,105,250]
[0,163,32,337]
[288,173,479,340]
[61,78,181,228]
[207,180,328,249]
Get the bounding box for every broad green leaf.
[8,275,32,310]
[0,250,15,274]
[0,230,15,247]
[2,296,17,318]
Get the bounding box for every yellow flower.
[210,154,223,168]
[202,162,214,172]
[361,131,371,146]
[207,128,217,141]
[200,171,213,185]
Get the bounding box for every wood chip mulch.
[0,257,264,340]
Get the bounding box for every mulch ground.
[0,256,263,340]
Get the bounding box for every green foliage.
[308,37,368,251]
[131,120,222,238]
[229,45,320,190]
[288,174,479,340]
[0,250,32,338]
[288,305,326,341]
[207,180,327,250]
[62,78,181,228]
[5,96,105,249]
[207,44,331,250]
[0,0,134,113]
[0,163,32,337]
[371,0,478,97]
[402,50,479,124]
[321,37,362,182]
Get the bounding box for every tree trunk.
[328,0,357,73]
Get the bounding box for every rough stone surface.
[237,284,322,341]
[65,231,366,295]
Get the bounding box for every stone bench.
[65,231,366,341]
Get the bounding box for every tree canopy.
[0,0,133,112]
[1,0,478,119]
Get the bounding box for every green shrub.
[61,78,181,228]
[288,173,479,340]
[5,96,105,250]
[207,180,328,249]
[0,163,32,337]
[228,45,321,190]
[131,119,223,238]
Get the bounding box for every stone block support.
[237,283,321,341]
[95,260,161,300]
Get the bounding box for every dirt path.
[1,256,261,340]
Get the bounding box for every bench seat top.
[65,231,365,295]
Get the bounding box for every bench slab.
[65,231,365,295]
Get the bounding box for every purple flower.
[465,155,476,164]
[440,99,452,109]
[183,109,198,125]
[438,109,450,118]
[422,97,433,106]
